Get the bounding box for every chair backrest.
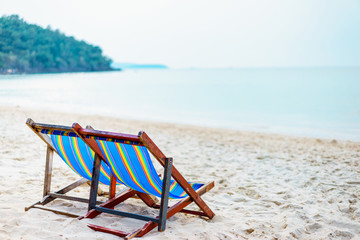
[29,121,203,198]
[77,129,204,199]
[40,129,114,185]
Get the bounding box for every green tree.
[0,15,113,74]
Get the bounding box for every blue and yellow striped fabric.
[96,140,203,199]
[50,135,115,185]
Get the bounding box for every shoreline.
[0,105,359,239]
[1,68,359,143]
[1,102,358,144]
[0,68,120,76]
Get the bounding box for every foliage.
[0,15,113,74]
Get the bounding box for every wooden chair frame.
[25,118,116,217]
[73,123,215,239]
[25,118,215,238]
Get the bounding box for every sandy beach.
[0,104,359,239]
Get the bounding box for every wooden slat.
[87,224,129,238]
[94,206,159,223]
[32,122,73,132]
[25,201,41,211]
[56,178,88,194]
[75,124,141,143]
[32,205,81,218]
[49,193,104,205]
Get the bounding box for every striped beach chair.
[73,123,215,239]
[25,119,215,238]
[25,118,119,217]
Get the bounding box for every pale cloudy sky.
[1,0,359,68]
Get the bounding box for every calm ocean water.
[0,68,359,141]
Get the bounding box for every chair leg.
[158,157,173,231]
[109,173,116,199]
[43,146,54,197]
[88,153,101,211]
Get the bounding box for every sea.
[0,67,359,141]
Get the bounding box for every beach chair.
[25,118,119,217]
[73,123,215,239]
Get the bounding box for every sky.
[1,0,360,68]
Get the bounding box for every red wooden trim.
[139,131,215,219]
[87,224,129,238]
[75,125,141,143]
[32,122,73,132]
[109,174,117,199]
[136,192,157,207]
[72,123,106,161]
[152,204,208,217]
[126,221,155,239]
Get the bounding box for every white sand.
[0,105,359,239]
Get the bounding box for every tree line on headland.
[0,15,113,74]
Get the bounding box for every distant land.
[0,15,113,74]
[111,62,168,70]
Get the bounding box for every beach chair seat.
[73,123,215,239]
[25,119,119,217]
